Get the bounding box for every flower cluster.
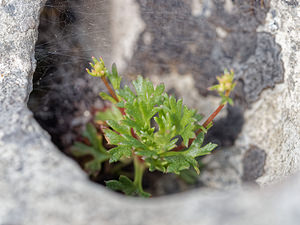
[209,69,236,105]
[86,56,108,77]
[211,69,235,93]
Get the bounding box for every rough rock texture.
[238,0,300,185]
[126,0,284,104]
[242,146,267,182]
[0,0,300,225]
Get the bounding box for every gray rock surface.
[0,0,300,225]
[240,0,300,185]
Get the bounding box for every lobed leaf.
[107,63,122,90]
[106,120,130,136]
[109,146,132,163]
[106,175,151,197]
[95,105,123,122]
[99,92,117,104]
[70,124,109,176]
[185,133,217,158]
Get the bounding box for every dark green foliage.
[95,105,123,123]
[71,123,109,176]
[106,175,151,197]
[102,75,216,176]
[109,63,122,90]
[71,58,235,197]
[179,169,200,185]
[160,133,217,174]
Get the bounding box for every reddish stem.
[100,76,126,115]
[130,128,144,162]
[197,104,225,135]
[130,128,139,139]
[101,75,143,162]
[101,76,119,103]
[173,91,231,151]
[119,107,126,116]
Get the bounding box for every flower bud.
[86,57,107,77]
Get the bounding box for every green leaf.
[109,146,132,163]
[122,117,141,132]
[103,129,148,151]
[122,134,149,150]
[116,85,135,102]
[159,133,217,175]
[179,169,199,185]
[185,133,217,158]
[106,175,151,197]
[95,105,123,122]
[227,97,234,105]
[135,149,158,158]
[108,63,122,90]
[154,83,165,97]
[71,142,95,157]
[82,123,99,150]
[156,95,197,145]
[181,123,196,147]
[70,141,109,176]
[164,138,178,152]
[185,132,205,157]
[85,160,102,175]
[99,92,117,104]
[139,190,152,198]
[132,75,151,98]
[106,120,130,135]
[193,113,204,122]
[70,124,109,176]
[198,142,218,156]
[165,155,194,174]
[145,158,166,172]
[106,175,136,195]
[103,129,125,145]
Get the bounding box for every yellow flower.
[86,57,107,77]
[215,69,235,93]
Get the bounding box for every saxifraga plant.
[71,57,236,197]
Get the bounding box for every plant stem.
[190,90,231,146]
[100,76,126,115]
[133,156,146,193]
[100,75,143,164]
[196,104,225,135]
[172,91,231,151]
[101,76,119,102]
[99,76,143,160]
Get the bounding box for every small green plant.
[71,57,236,197]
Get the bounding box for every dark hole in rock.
[28,0,283,196]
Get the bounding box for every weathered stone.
[198,146,243,190]
[239,0,300,185]
[242,146,266,182]
[125,0,284,104]
[235,32,284,102]
[0,0,300,225]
